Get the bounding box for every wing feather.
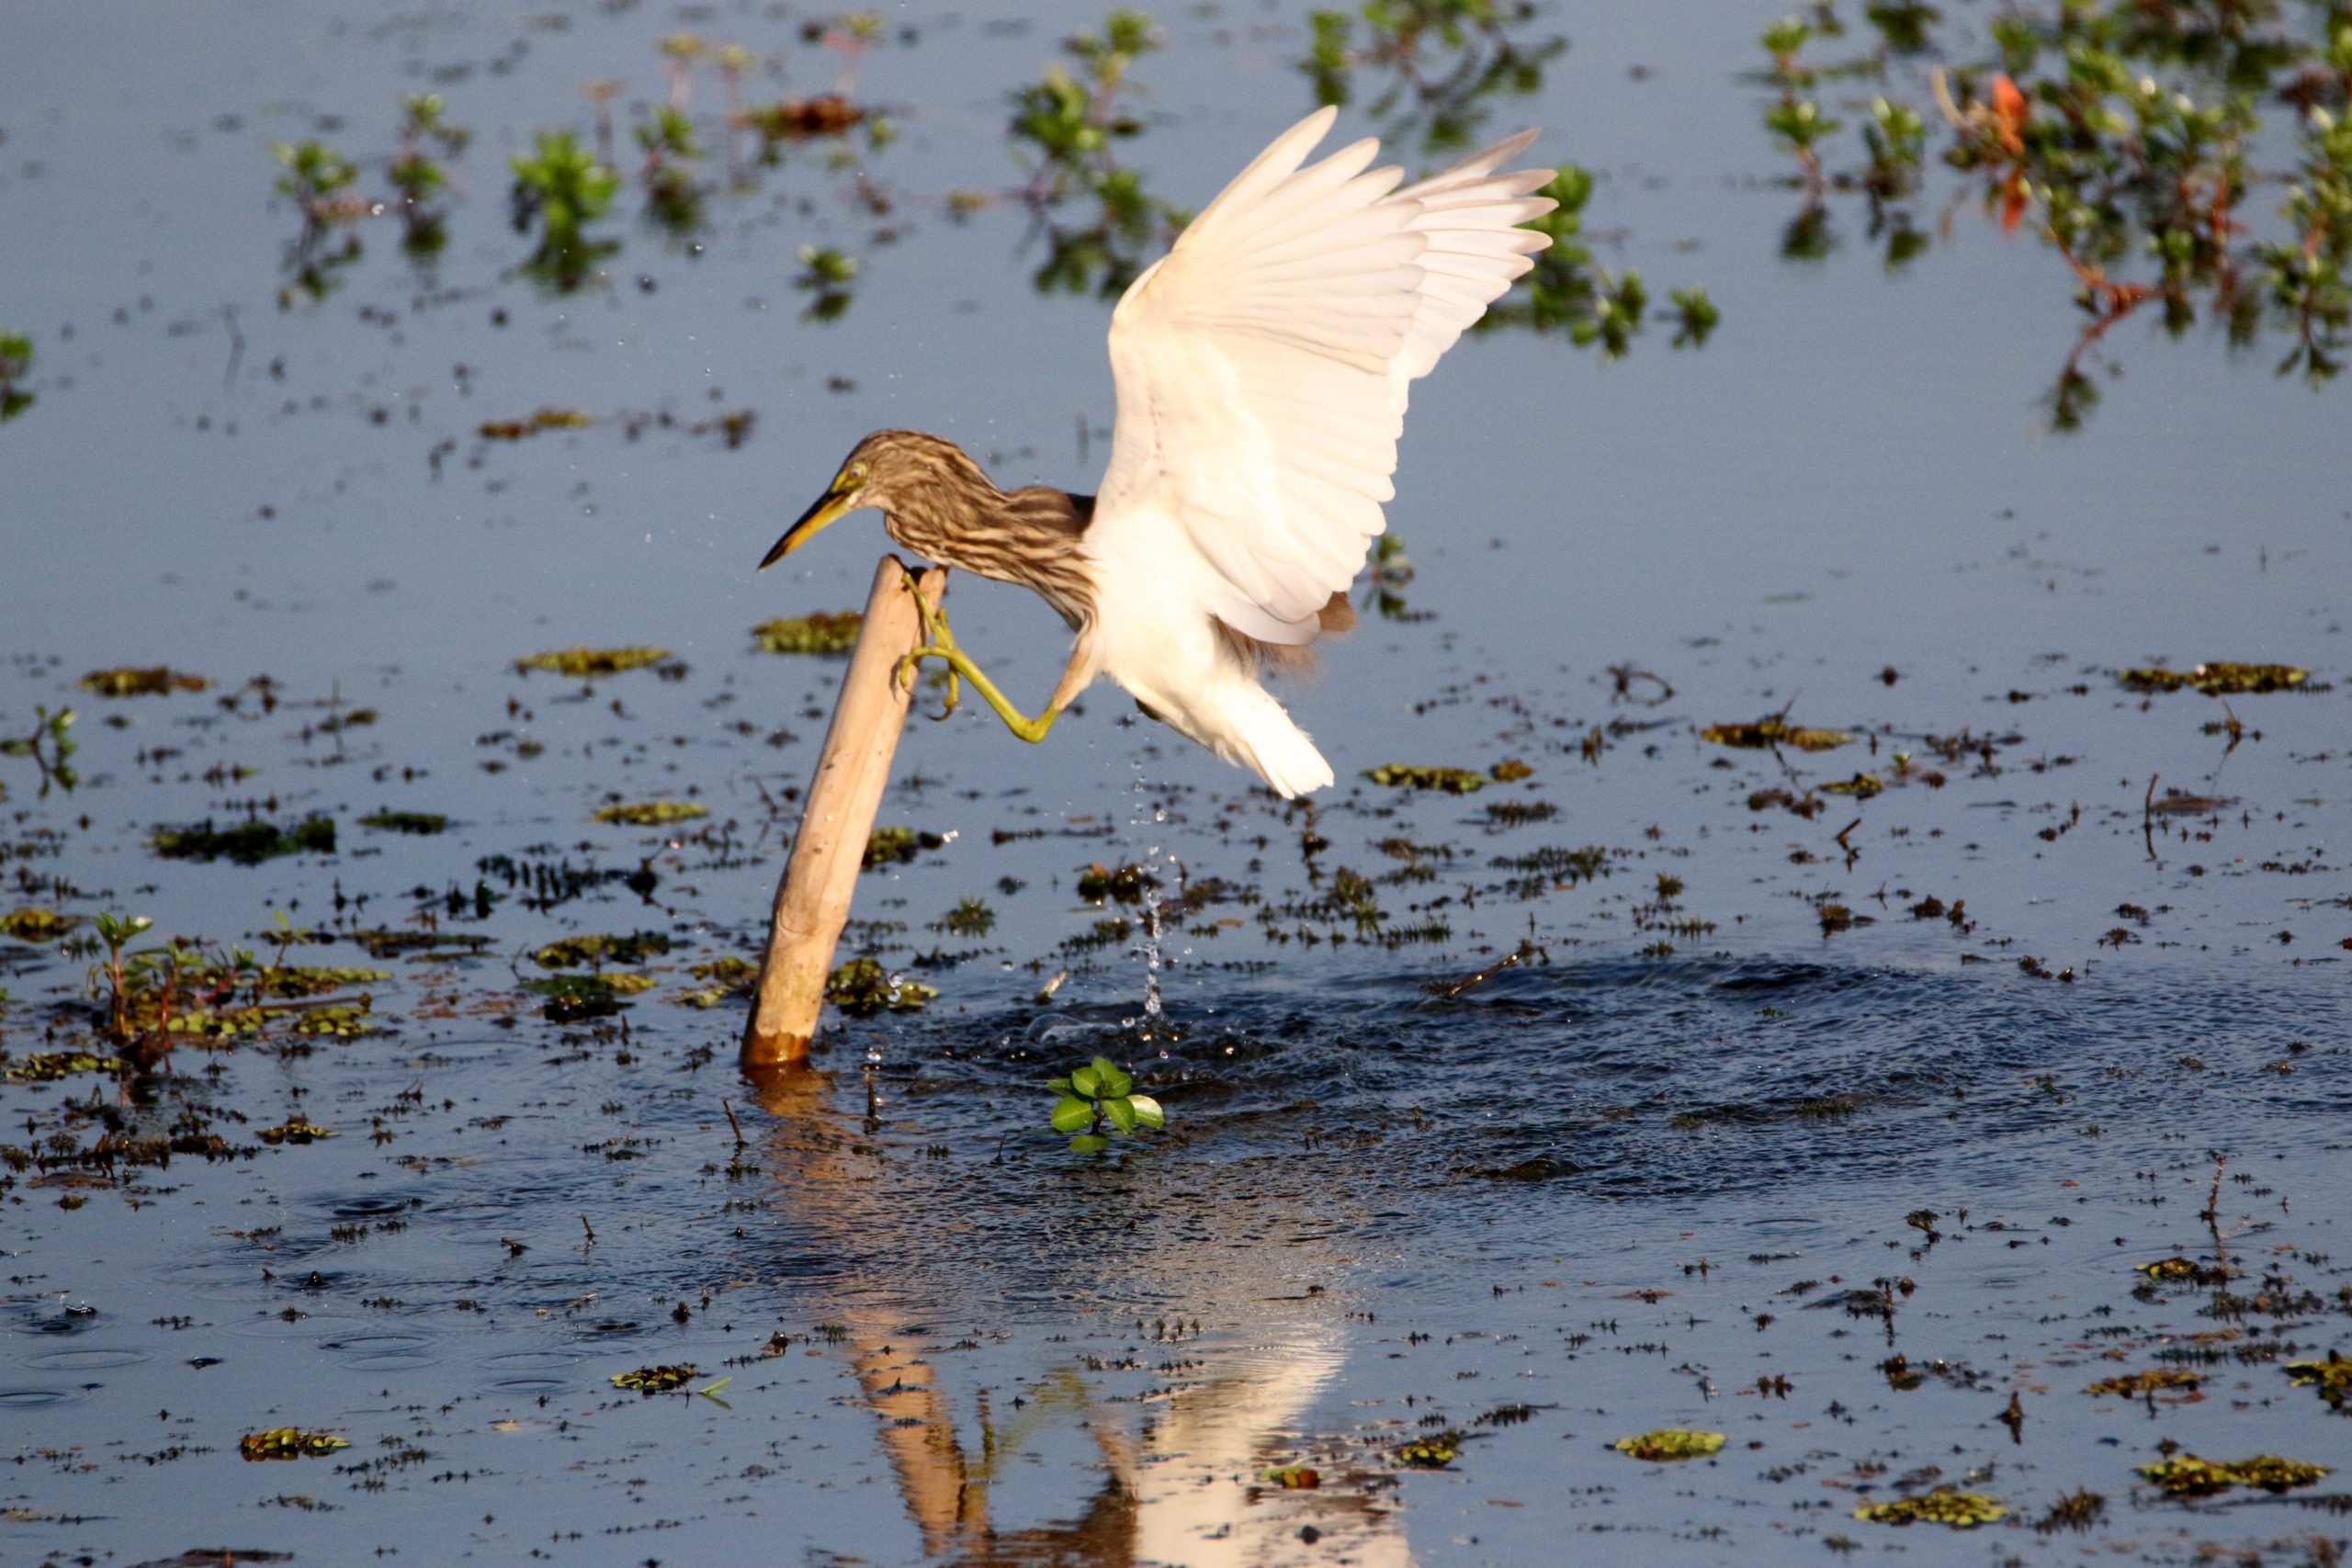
[1097,107,1555,640]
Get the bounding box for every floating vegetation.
[673,955,758,1008]
[932,897,995,937]
[611,1364,697,1393]
[2140,1453,2330,1496]
[151,815,336,865]
[523,971,652,1021]
[740,94,866,148]
[479,407,594,440]
[3,1052,128,1081]
[1046,1055,1166,1155]
[289,1004,375,1037]
[1819,773,1884,798]
[533,931,673,969]
[238,1428,350,1461]
[516,646,669,678]
[751,611,862,655]
[1075,862,1158,903]
[1395,1433,1462,1469]
[78,666,209,697]
[1611,1429,1725,1462]
[2285,1352,2352,1410]
[2036,1488,2107,1533]
[824,956,936,1017]
[2120,662,2312,694]
[1702,717,1852,751]
[863,826,943,869]
[2085,1369,2202,1397]
[254,1119,334,1145]
[1261,1463,1321,1490]
[0,907,79,942]
[2135,1256,2217,1281]
[348,929,495,960]
[592,799,707,827]
[1364,763,1487,793]
[0,328,32,421]
[1490,759,1534,782]
[1854,1489,2007,1527]
[356,810,448,835]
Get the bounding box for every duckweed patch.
[1395,1433,1461,1468]
[612,1364,698,1393]
[151,815,336,864]
[1702,717,1853,750]
[0,907,79,942]
[238,1429,350,1461]
[1853,1489,2007,1527]
[2085,1368,2202,1397]
[516,646,669,677]
[1364,763,1487,793]
[2285,1352,2351,1409]
[533,931,673,968]
[824,956,937,1016]
[2140,1453,2330,1496]
[3,1051,129,1081]
[752,611,863,654]
[2119,662,2311,694]
[593,799,707,827]
[1611,1429,1724,1461]
[79,666,209,697]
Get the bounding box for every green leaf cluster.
[1046,1055,1165,1153]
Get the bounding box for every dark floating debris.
[152,815,336,865]
[357,810,448,835]
[478,407,594,440]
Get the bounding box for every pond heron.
[762,107,1556,795]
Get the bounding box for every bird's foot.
[894,570,963,720]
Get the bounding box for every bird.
[759,106,1556,797]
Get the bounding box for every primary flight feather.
[761,106,1556,796]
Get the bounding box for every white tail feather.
[1217,685,1334,797]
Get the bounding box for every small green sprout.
[1047,1055,1164,1154]
[0,328,32,420]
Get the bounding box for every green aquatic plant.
[510,129,621,289]
[1611,1428,1725,1461]
[533,931,674,968]
[1701,716,1853,751]
[516,645,667,676]
[1854,1488,2007,1527]
[0,908,80,943]
[151,815,335,865]
[1304,0,1564,155]
[0,328,33,421]
[1364,762,1487,792]
[0,705,77,795]
[1046,1054,1165,1154]
[80,666,208,696]
[357,811,448,835]
[1395,1431,1463,1468]
[824,956,937,1016]
[2085,1368,2202,1397]
[2118,661,2311,694]
[752,611,863,654]
[795,244,859,321]
[2140,1452,2329,1495]
[1753,1,2352,423]
[1006,10,1189,296]
[2284,1350,2351,1409]
[239,1428,349,1461]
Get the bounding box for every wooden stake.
[742,556,945,1070]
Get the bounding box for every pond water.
[2,2,2347,1564]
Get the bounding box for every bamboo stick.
[741,556,946,1070]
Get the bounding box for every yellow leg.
[893,570,1066,744]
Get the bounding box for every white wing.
[1095,107,1555,643]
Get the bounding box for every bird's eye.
[847,463,867,484]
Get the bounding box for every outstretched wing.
[1095,107,1555,644]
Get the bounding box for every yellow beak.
[758,476,863,570]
